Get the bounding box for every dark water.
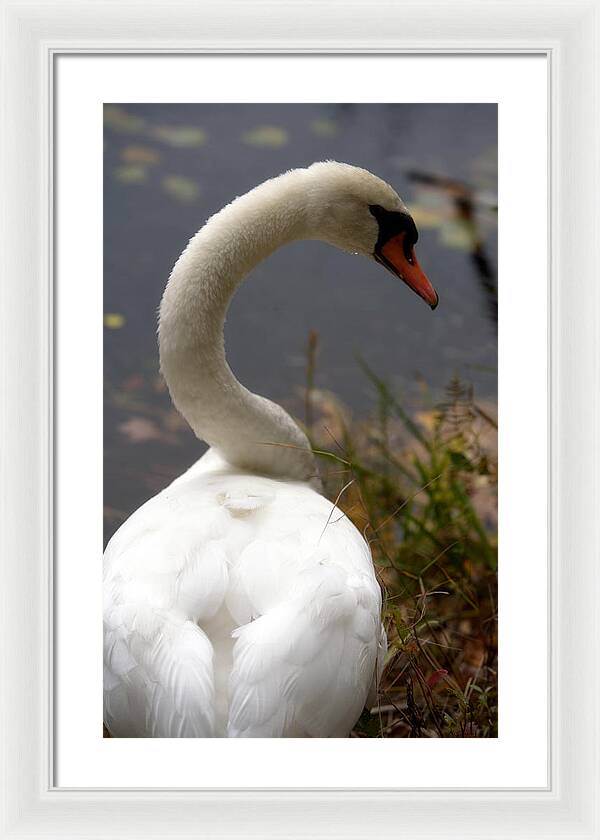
[104,103,497,544]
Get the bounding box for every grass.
[303,333,498,738]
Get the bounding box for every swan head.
[305,161,438,309]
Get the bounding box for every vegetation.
[303,332,498,738]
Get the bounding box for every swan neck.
[159,170,316,481]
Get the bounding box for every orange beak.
[376,232,439,310]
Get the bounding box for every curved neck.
[159,169,318,481]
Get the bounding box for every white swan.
[103,161,438,738]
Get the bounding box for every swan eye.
[403,236,416,265]
[369,205,419,254]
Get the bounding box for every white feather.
[104,459,383,737]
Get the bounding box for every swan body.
[104,162,437,737]
[104,450,385,737]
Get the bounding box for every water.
[104,103,497,544]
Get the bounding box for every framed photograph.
[1,1,599,838]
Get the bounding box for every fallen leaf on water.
[104,313,126,329]
[103,505,127,524]
[104,105,146,134]
[310,118,338,138]
[409,207,443,229]
[121,373,144,391]
[121,145,160,165]
[118,416,163,443]
[151,124,207,148]
[241,125,289,148]
[162,175,200,202]
[114,165,147,184]
[441,220,478,251]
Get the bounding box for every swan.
[103,161,438,738]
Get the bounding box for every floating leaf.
[410,206,444,229]
[162,175,200,202]
[151,125,207,148]
[118,416,162,443]
[441,220,478,251]
[121,145,160,165]
[121,373,144,391]
[104,105,146,134]
[241,125,289,148]
[310,118,338,138]
[104,313,126,329]
[114,164,147,184]
[103,506,127,525]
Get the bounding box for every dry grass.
[303,335,498,738]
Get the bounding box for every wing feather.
[104,456,385,738]
[228,559,380,738]
[104,607,216,737]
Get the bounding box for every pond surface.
[104,103,497,544]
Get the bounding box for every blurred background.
[104,103,498,737]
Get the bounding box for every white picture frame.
[1,1,598,837]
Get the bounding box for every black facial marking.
[369,204,419,256]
